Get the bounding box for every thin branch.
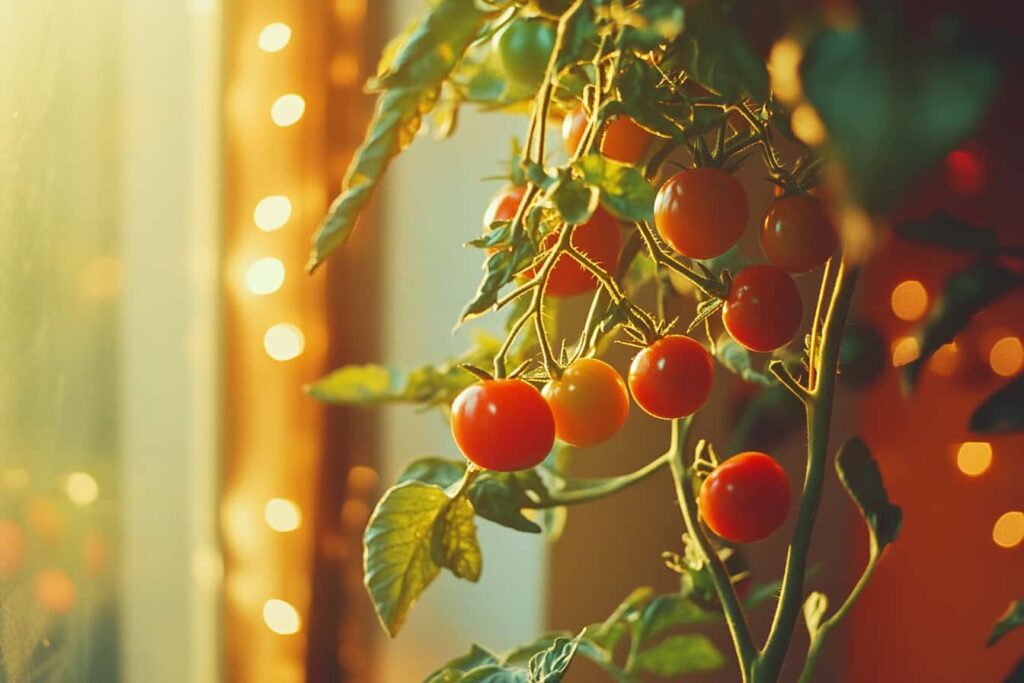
[769,359,811,404]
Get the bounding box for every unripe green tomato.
[493,17,557,89]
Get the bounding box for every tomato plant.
[654,168,749,259]
[723,264,803,352]
[452,379,555,472]
[628,335,714,419]
[699,452,792,543]
[543,357,629,446]
[304,0,1004,680]
[760,196,837,273]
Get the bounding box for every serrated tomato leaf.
[971,376,1024,434]
[426,645,501,683]
[398,457,468,488]
[633,634,725,676]
[550,177,599,225]
[637,594,715,644]
[575,154,655,221]
[835,438,902,555]
[527,630,586,682]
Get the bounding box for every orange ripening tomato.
[451,379,555,471]
[530,206,621,297]
[723,264,802,352]
[628,335,714,419]
[760,196,837,272]
[654,168,749,259]
[483,186,527,230]
[562,105,655,165]
[699,451,791,543]
[542,358,629,447]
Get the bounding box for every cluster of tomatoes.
[456,106,834,543]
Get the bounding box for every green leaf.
[502,632,573,666]
[903,260,1021,390]
[433,495,483,581]
[835,438,902,555]
[398,457,467,488]
[988,599,1024,647]
[467,469,548,533]
[460,667,529,683]
[526,631,586,682]
[549,177,599,225]
[575,154,655,221]
[662,1,769,101]
[894,212,999,253]
[971,376,1024,434]
[363,482,449,636]
[426,645,501,683]
[637,594,714,644]
[716,337,778,386]
[309,0,488,271]
[614,0,685,52]
[460,235,536,322]
[590,586,654,651]
[633,634,725,676]
[306,364,407,404]
[801,19,999,213]
[803,591,828,639]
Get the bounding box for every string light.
[65,472,99,506]
[263,323,305,361]
[890,280,928,321]
[790,104,826,146]
[263,599,301,634]
[890,336,920,367]
[264,498,302,532]
[988,336,1023,377]
[271,94,305,127]
[253,195,292,231]
[246,257,286,295]
[992,511,1024,549]
[258,23,292,52]
[929,342,960,377]
[955,442,992,477]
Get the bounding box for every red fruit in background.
[452,379,555,471]
[760,196,837,273]
[723,265,803,352]
[531,206,621,298]
[562,105,655,165]
[699,451,792,543]
[654,168,749,259]
[628,335,714,419]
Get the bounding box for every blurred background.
[0,0,1021,682]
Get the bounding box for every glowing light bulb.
[890,280,928,321]
[263,599,301,634]
[955,442,992,477]
[929,342,960,377]
[253,195,292,231]
[258,23,292,52]
[245,258,286,295]
[264,498,302,532]
[790,104,826,146]
[271,94,305,127]
[890,336,920,368]
[264,324,305,361]
[989,336,1023,377]
[992,511,1024,549]
[65,472,99,506]
[768,39,803,103]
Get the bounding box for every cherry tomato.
[760,196,837,273]
[562,105,655,165]
[628,335,714,419]
[483,186,526,230]
[493,17,556,89]
[452,379,555,471]
[654,168,749,259]
[542,358,629,447]
[530,205,621,297]
[723,264,802,352]
[699,451,791,543]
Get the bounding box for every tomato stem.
[634,220,728,299]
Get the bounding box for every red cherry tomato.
[451,379,555,471]
[723,264,802,352]
[760,196,837,273]
[542,358,629,447]
[654,168,749,259]
[531,206,621,297]
[562,105,655,165]
[628,335,714,419]
[483,186,526,230]
[699,451,791,543]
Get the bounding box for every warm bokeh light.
[258,23,292,52]
[768,39,803,103]
[245,257,286,295]
[945,148,986,196]
[929,342,960,377]
[263,599,301,634]
[80,256,123,300]
[891,336,920,367]
[264,498,302,532]
[0,520,25,577]
[263,323,305,361]
[0,468,29,490]
[271,94,305,127]
[790,103,826,146]
[992,511,1024,549]
[955,442,992,477]
[65,472,99,506]
[988,336,1023,377]
[36,569,76,615]
[890,280,929,321]
[347,465,380,495]
[253,195,292,231]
